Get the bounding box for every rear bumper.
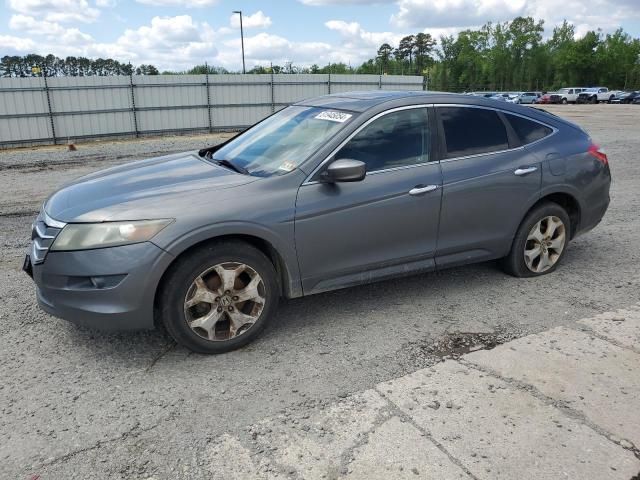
[576,193,610,237]
[32,242,174,330]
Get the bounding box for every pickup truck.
[576,87,615,104]
[557,87,586,103]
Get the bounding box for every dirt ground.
[0,104,639,479]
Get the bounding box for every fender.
[156,220,303,299]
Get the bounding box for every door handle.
[409,185,438,196]
[514,166,538,176]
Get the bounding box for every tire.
[608,96,614,104]
[501,202,571,278]
[591,96,597,104]
[561,98,568,104]
[158,241,279,354]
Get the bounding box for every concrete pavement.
[173,306,639,479]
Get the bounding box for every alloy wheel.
[524,216,566,273]
[184,262,265,341]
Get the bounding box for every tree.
[398,35,415,67]
[377,43,393,74]
[413,33,436,75]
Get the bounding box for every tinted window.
[336,108,428,172]
[505,113,553,145]
[439,107,508,158]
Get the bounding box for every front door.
[295,106,442,295]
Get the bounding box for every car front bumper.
[30,242,174,330]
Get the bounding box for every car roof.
[295,90,582,133]
[295,90,435,112]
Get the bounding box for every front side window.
[504,113,553,145]
[335,108,429,172]
[212,106,356,177]
[439,107,508,158]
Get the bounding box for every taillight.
[588,143,608,165]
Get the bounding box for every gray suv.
[25,91,611,353]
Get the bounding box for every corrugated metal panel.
[212,105,272,128]
[134,75,207,108]
[55,112,134,138]
[137,108,208,132]
[0,116,51,142]
[0,74,423,147]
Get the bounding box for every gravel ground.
[1,104,639,479]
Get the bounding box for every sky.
[1,0,639,72]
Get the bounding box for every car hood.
[45,151,259,222]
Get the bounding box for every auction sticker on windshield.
[315,111,352,123]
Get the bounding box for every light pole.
[232,10,246,74]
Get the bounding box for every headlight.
[51,219,172,251]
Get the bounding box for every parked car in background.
[537,93,562,104]
[610,91,640,104]
[633,95,640,105]
[489,93,512,102]
[576,87,615,104]
[468,92,498,98]
[557,87,587,104]
[24,91,611,353]
[516,92,541,104]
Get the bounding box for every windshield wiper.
[212,158,249,175]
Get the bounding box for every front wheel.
[158,241,279,354]
[501,203,570,278]
[562,98,568,104]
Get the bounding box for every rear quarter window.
[438,107,509,158]
[504,113,553,145]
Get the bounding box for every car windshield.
[584,88,598,93]
[558,88,569,93]
[211,106,356,177]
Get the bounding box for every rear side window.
[505,113,553,145]
[439,107,508,158]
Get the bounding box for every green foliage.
[0,54,140,77]
[426,17,640,91]
[2,17,639,90]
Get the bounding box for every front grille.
[31,211,65,264]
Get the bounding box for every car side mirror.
[322,159,366,183]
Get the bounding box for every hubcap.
[524,216,566,273]
[184,262,265,341]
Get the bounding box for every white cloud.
[389,0,640,35]
[7,0,100,23]
[105,15,218,68]
[324,20,404,64]
[96,0,117,6]
[229,11,272,29]
[135,0,218,6]
[1,15,220,71]
[217,32,333,68]
[391,0,526,29]
[0,34,37,53]
[9,15,93,45]
[299,0,393,4]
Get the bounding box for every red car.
[537,93,562,104]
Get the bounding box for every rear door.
[435,105,542,267]
[295,106,442,294]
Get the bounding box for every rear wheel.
[158,241,279,354]
[591,96,597,104]
[501,203,570,278]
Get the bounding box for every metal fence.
[0,74,424,148]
